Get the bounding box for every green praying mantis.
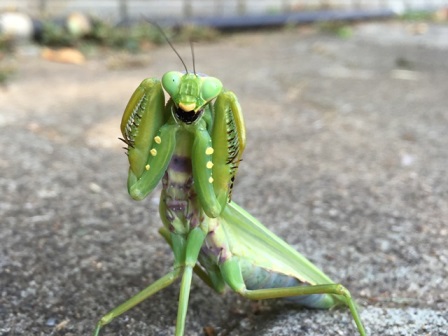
[93,34,367,336]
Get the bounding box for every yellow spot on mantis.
[208,177,214,183]
[154,136,161,144]
[145,164,150,171]
[206,161,214,169]
[205,147,214,155]
[150,148,157,156]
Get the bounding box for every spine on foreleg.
[240,260,336,309]
[120,79,166,179]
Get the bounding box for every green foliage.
[0,35,15,52]
[0,63,15,85]
[175,24,219,43]
[0,37,15,85]
[85,21,164,52]
[316,21,353,38]
[400,10,434,22]
[36,16,219,52]
[40,20,78,47]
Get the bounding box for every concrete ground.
[1,22,447,335]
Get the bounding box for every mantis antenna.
[144,19,189,74]
[190,39,197,75]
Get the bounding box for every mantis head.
[162,71,223,124]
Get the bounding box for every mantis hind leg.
[244,283,366,336]
[220,259,367,336]
[93,268,181,336]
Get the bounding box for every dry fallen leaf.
[41,47,85,64]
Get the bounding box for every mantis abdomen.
[240,260,337,309]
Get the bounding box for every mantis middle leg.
[93,268,181,336]
[93,228,206,336]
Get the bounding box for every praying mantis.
[93,35,367,336]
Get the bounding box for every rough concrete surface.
[1,22,447,335]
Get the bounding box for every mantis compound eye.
[162,71,183,97]
[201,77,223,102]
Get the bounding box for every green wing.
[220,202,335,286]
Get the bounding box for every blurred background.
[1,0,447,77]
[1,1,448,336]
[1,0,448,20]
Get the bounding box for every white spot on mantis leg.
[206,161,214,169]
[208,177,214,183]
[150,148,157,156]
[205,147,214,155]
[154,136,161,144]
[145,164,150,171]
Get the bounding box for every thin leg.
[175,266,194,336]
[220,259,366,336]
[93,268,181,336]
[174,228,206,336]
[242,284,366,336]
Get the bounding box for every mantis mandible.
[93,35,367,336]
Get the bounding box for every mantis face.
[162,71,223,124]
